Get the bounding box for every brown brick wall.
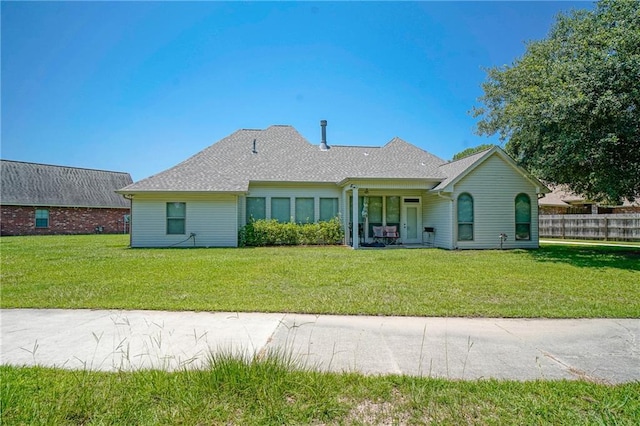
[1,205,130,236]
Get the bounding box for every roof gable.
[120,125,448,193]
[432,146,549,193]
[1,160,133,208]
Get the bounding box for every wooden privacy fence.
[539,214,640,241]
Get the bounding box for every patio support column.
[352,186,359,249]
[342,186,349,245]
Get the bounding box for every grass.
[541,237,640,246]
[1,234,638,317]
[2,357,639,425]
[2,235,639,424]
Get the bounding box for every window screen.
[385,196,400,226]
[319,198,339,221]
[271,198,291,222]
[295,198,315,224]
[246,197,266,222]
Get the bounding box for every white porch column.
[342,187,349,246]
[352,186,359,249]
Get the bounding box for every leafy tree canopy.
[452,144,495,161]
[472,0,640,203]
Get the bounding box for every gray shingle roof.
[120,125,448,193]
[432,148,492,191]
[1,160,133,208]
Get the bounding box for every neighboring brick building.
[1,160,133,236]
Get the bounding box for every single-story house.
[117,121,549,249]
[1,160,133,236]
[539,185,640,215]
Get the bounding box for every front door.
[402,198,422,244]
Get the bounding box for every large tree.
[472,0,640,203]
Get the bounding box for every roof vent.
[320,120,329,150]
[252,139,258,154]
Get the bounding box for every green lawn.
[541,238,640,247]
[2,235,639,424]
[1,234,638,318]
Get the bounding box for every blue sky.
[2,1,593,182]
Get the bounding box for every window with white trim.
[167,202,186,234]
[35,209,49,228]
[515,193,531,240]
[457,193,474,241]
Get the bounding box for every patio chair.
[384,226,399,245]
[372,226,385,244]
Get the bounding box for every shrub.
[239,218,344,247]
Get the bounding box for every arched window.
[457,193,474,241]
[515,193,531,240]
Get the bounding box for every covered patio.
[341,181,437,249]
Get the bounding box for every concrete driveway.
[1,309,638,384]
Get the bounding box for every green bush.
[239,218,344,247]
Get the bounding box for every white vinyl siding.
[130,194,237,247]
[453,154,540,249]
[422,192,453,249]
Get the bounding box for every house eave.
[247,180,340,187]
[115,190,248,198]
[337,177,441,188]
[0,202,130,209]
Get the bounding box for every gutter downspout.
[437,191,454,249]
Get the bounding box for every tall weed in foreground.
[0,349,349,425]
[3,361,638,425]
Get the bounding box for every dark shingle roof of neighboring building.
[1,160,133,208]
[120,125,448,193]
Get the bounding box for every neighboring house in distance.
[1,160,133,236]
[117,121,549,249]
[539,185,640,215]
